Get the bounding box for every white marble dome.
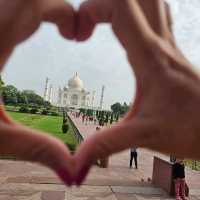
[57,72,92,108]
[68,73,84,90]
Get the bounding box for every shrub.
[30,108,38,114]
[63,117,67,123]
[19,106,29,113]
[41,109,48,115]
[51,112,59,116]
[62,123,69,133]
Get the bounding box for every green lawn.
[8,112,78,151]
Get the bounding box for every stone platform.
[0,114,199,199]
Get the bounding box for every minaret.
[44,77,49,101]
[48,84,53,103]
[57,87,62,106]
[99,86,105,110]
[91,90,96,108]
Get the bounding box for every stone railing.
[66,112,109,168]
[152,156,174,195]
[66,113,84,144]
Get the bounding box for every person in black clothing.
[130,148,138,169]
[173,158,187,200]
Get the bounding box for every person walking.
[130,148,138,169]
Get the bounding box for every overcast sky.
[2,0,200,109]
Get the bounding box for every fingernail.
[76,165,90,186]
[57,168,73,186]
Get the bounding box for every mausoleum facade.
[57,73,90,108]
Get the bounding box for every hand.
[0,104,75,185]
[75,0,200,184]
[0,0,77,185]
[0,0,76,69]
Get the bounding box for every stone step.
[0,183,169,200]
[0,183,199,200]
[6,176,153,187]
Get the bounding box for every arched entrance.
[71,94,78,106]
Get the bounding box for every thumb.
[74,118,158,185]
[42,0,77,39]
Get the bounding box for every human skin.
[74,0,200,184]
[0,0,78,185]
[1,0,200,186]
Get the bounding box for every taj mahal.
[44,73,104,109]
[57,72,91,108]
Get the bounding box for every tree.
[17,92,28,104]
[0,75,4,95]
[100,111,104,120]
[105,112,109,124]
[21,90,44,106]
[96,110,101,120]
[19,106,29,113]
[111,102,130,116]
[115,112,120,122]
[86,109,93,116]
[121,102,130,115]
[110,112,114,124]
[1,83,51,108]
[99,111,105,126]
[111,102,122,114]
[80,108,86,114]
[2,85,18,105]
[62,123,69,134]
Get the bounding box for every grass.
[7,112,78,151]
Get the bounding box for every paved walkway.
[0,115,199,199]
[69,114,200,196]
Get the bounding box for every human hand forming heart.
[74,0,200,184]
[1,0,200,187]
[0,0,77,186]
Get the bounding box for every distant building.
[57,73,91,109]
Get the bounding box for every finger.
[165,2,174,36]
[42,1,77,39]
[77,0,171,42]
[74,118,158,185]
[0,122,75,185]
[162,3,200,80]
[138,0,172,42]
[124,1,176,120]
[77,0,170,82]
[122,0,198,85]
[76,0,113,41]
[145,1,200,81]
